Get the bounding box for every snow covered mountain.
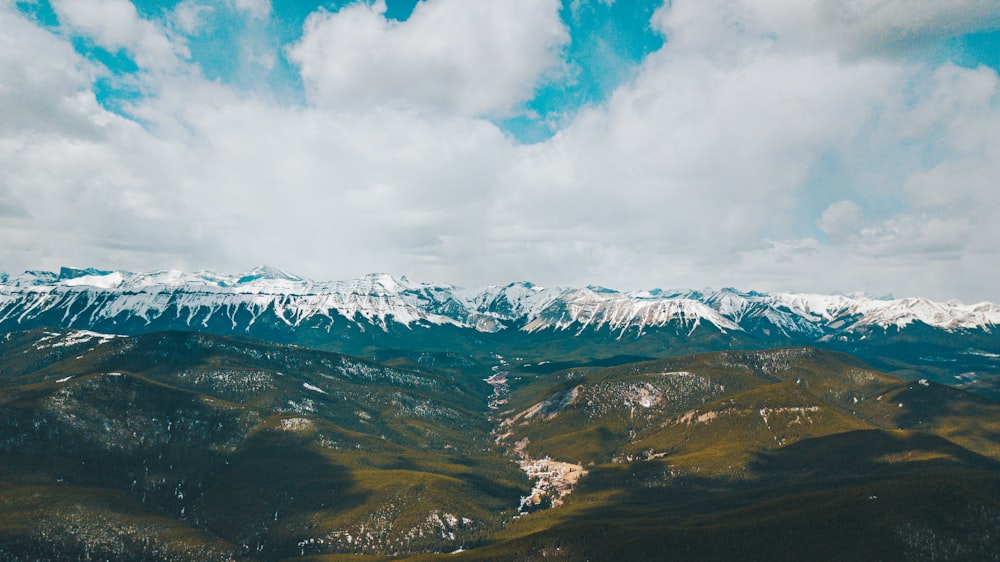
[1,267,998,340]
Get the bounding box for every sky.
[2,0,1000,302]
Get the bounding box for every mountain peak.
[57,266,113,280]
[361,273,413,292]
[237,265,302,284]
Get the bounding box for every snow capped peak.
[361,273,410,292]
[128,269,205,288]
[518,286,742,335]
[13,271,58,286]
[61,270,126,289]
[585,285,618,295]
[845,295,1000,331]
[0,267,997,337]
[237,265,303,284]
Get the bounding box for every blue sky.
[3,0,1000,301]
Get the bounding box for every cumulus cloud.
[817,200,863,239]
[287,0,569,116]
[0,0,520,278]
[0,4,127,138]
[856,215,973,258]
[496,39,899,265]
[172,1,215,35]
[50,0,188,71]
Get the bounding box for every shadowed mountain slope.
[1,330,999,560]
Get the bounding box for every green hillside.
[0,329,528,560]
[1,330,999,560]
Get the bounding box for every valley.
[0,327,998,560]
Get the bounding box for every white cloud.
[50,0,188,71]
[232,0,270,21]
[0,5,104,136]
[172,1,215,35]
[0,3,208,270]
[727,235,986,301]
[817,200,863,239]
[287,0,568,116]
[497,48,899,260]
[652,0,1000,58]
[855,215,972,258]
[811,0,1000,55]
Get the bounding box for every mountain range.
[3,266,998,337]
[3,266,999,394]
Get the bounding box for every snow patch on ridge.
[303,383,328,394]
[34,330,125,349]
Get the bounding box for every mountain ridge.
[2,266,998,337]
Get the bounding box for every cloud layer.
[1,0,999,302]
[289,0,568,116]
